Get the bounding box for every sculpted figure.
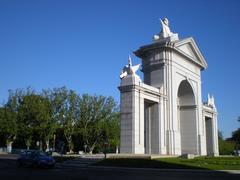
[160,18,173,38]
[208,94,216,109]
[153,17,178,41]
[120,55,141,79]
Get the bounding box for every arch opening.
[177,80,198,155]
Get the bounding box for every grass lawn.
[94,156,240,170]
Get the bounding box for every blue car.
[17,150,55,168]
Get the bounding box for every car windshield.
[21,151,47,157]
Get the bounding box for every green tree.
[46,87,79,153]
[77,94,118,153]
[232,116,240,145]
[231,129,240,145]
[228,128,240,152]
[63,90,79,152]
[0,89,23,152]
[103,112,120,153]
[0,106,17,152]
[218,131,235,155]
[17,93,52,150]
[227,116,240,151]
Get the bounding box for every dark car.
[17,150,55,168]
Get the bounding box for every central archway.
[177,80,198,154]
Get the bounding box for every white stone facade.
[119,19,219,156]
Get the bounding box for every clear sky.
[0,0,240,138]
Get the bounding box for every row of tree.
[0,87,120,154]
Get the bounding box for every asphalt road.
[0,154,87,180]
[0,154,240,180]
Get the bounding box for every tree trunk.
[39,141,43,151]
[53,134,56,151]
[26,139,31,150]
[67,136,73,154]
[6,141,13,153]
[46,139,49,152]
[89,145,95,154]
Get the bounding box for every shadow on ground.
[95,158,209,169]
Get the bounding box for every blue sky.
[0,0,239,138]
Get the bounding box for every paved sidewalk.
[0,153,19,160]
[57,154,104,169]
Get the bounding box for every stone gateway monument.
[118,18,219,156]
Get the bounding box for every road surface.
[0,154,239,180]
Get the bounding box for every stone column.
[144,104,151,154]
[119,74,144,154]
[158,97,167,154]
[212,114,219,156]
[149,100,167,155]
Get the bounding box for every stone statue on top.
[207,94,216,110]
[120,55,141,79]
[153,18,179,42]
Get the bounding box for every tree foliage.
[218,115,240,155]
[77,94,118,153]
[226,116,240,151]
[17,93,52,149]
[218,131,235,155]
[0,106,17,144]
[231,128,240,145]
[0,89,21,146]
[0,87,120,153]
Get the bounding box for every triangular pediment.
[174,37,208,70]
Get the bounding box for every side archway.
[177,80,198,154]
